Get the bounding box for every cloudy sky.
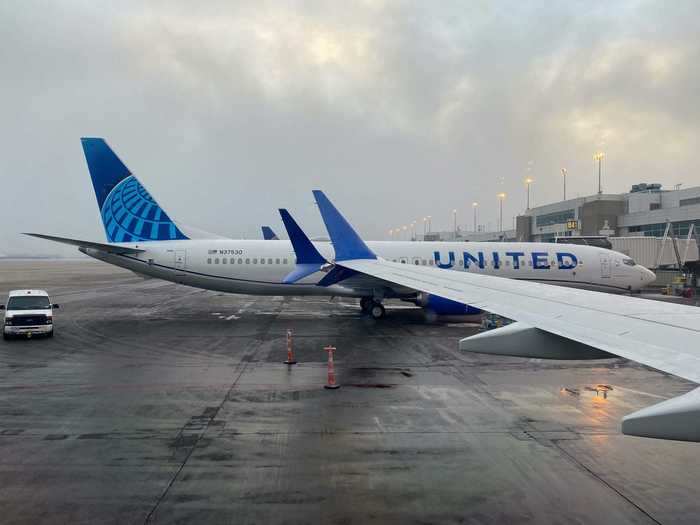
[1,0,699,255]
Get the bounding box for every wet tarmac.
[1,259,699,524]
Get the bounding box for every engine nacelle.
[415,293,483,321]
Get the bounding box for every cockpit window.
[622,258,636,266]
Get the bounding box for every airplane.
[27,138,655,321]
[261,226,279,240]
[285,189,700,442]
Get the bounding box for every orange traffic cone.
[324,345,340,389]
[284,329,297,365]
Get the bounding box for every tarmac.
[1,259,699,524]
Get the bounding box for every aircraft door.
[399,257,408,264]
[599,253,611,278]
[174,250,187,276]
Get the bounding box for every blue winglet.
[278,209,328,284]
[312,190,377,261]
[261,226,279,240]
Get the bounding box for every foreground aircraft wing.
[24,233,145,254]
[311,190,700,442]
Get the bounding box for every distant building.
[419,229,516,242]
[516,184,700,243]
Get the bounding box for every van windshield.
[7,296,51,310]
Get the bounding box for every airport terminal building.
[516,183,700,243]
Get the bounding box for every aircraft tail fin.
[80,138,188,243]
[261,226,279,240]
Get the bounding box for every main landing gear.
[360,297,386,319]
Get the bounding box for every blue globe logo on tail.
[81,137,188,243]
[102,175,188,242]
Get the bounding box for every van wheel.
[2,333,10,341]
[47,331,54,338]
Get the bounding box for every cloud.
[1,0,698,255]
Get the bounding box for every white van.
[1,290,59,340]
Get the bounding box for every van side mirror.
[0,305,4,310]
[52,304,60,309]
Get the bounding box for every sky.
[1,0,699,255]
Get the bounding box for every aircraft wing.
[310,190,700,442]
[24,233,145,254]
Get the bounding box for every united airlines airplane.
[28,138,655,320]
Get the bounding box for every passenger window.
[414,260,420,265]
[458,259,463,266]
[238,258,243,264]
[253,258,258,264]
[527,260,532,266]
[214,258,219,264]
[393,259,397,262]
[283,258,288,265]
[579,260,584,265]
[505,260,510,266]
[222,258,227,264]
[268,258,273,264]
[260,258,265,264]
[421,260,427,265]
[276,258,280,264]
[245,258,250,264]
[207,258,212,264]
[429,260,434,266]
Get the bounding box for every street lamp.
[389,228,394,240]
[524,177,533,210]
[497,193,506,234]
[452,209,457,239]
[422,217,427,235]
[411,221,416,241]
[561,168,567,200]
[594,152,605,194]
[402,225,408,240]
[472,202,478,232]
[427,215,432,233]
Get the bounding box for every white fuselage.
[81,240,655,298]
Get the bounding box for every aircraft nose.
[642,267,656,286]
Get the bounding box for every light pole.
[453,209,457,239]
[561,168,567,200]
[524,177,533,210]
[389,228,394,240]
[497,193,505,233]
[422,217,427,236]
[594,152,604,194]
[427,215,432,233]
[472,202,478,232]
[411,221,416,241]
[497,193,506,234]
[402,225,408,240]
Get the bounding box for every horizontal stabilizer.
[278,209,327,284]
[622,387,700,442]
[459,322,615,360]
[24,233,145,254]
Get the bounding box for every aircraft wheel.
[360,297,373,312]
[370,303,386,320]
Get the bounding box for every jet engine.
[414,293,483,322]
